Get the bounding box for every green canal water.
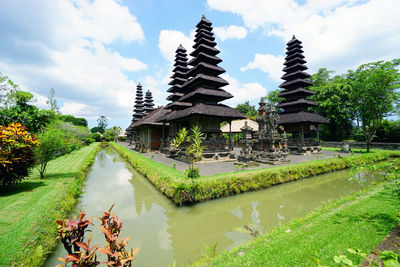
[45,147,370,266]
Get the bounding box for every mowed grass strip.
[0,142,101,266]
[197,185,400,267]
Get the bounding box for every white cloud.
[241,54,284,82]
[208,0,400,72]
[60,101,95,118]
[158,30,194,62]
[0,0,146,123]
[214,25,247,41]
[142,74,170,107]
[57,0,145,45]
[222,74,267,106]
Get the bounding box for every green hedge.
[110,142,399,206]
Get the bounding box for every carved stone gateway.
[252,98,289,165]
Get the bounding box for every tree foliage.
[35,128,66,178]
[35,121,91,178]
[265,90,284,106]
[47,88,59,114]
[0,72,19,108]
[235,101,258,120]
[0,89,55,133]
[96,116,108,134]
[310,68,354,141]
[347,59,400,151]
[170,126,205,178]
[57,115,88,127]
[103,126,122,141]
[0,123,38,189]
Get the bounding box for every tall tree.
[96,115,108,133]
[347,59,400,151]
[47,88,59,114]
[310,69,354,141]
[0,72,18,108]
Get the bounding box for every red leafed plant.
[98,205,139,266]
[56,205,139,267]
[0,122,38,189]
[56,211,92,255]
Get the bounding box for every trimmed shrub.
[110,142,399,206]
[92,132,102,142]
[0,123,38,189]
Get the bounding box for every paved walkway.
[119,142,350,176]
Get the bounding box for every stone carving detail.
[237,98,289,165]
[236,121,256,163]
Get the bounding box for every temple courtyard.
[120,142,350,176]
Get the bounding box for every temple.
[161,44,191,142]
[159,15,244,152]
[126,83,145,142]
[277,36,328,154]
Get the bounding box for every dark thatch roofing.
[280,111,329,125]
[277,99,317,108]
[287,35,302,45]
[179,87,233,102]
[282,63,307,72]
[188,52,222,66]
[283,57,306,66]
[187,62,225,77]
[279,78,312,89]
[161,103,244,122]
[281,70,310,80]
[278,88,315,97]
[196,15,212,27]
[131,107,169,127]
[181,73,229,89]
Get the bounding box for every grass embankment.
[111,142,400,205]
[194,185,400,266]
[0,142,101,266]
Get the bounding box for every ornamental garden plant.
[0,122,38,189]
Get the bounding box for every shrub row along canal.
[46,147,371,266]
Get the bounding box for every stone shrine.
[252,98,289,165]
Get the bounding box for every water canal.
[45,147,370,266]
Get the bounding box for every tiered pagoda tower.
[144,90,155,114]
[161,15,244,142]
[133,83,145,120]
[277,35,328,154]
[165,45,191,112]
[126,83,146,142]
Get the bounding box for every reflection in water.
[46,147,369,267]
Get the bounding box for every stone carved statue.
[252,97,289,165]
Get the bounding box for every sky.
[0,0,399,129]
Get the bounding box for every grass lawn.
[0,142,100,266]
[196,185,400,266]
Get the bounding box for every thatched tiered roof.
[165,44,191,111]
[126,83,146,135]
[130,107,169,127]
[160,15,244,122]
[277,36,328,125]
[144,90,155,114]
[133,83,145,121]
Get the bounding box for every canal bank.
[46,146,383,266]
